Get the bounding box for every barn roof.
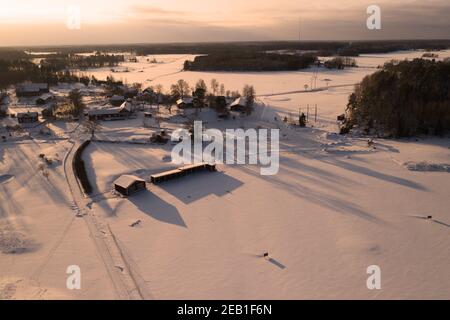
[229,97,247,108]
[88,107,121,116]
[176,97,193,105]
[16,83,48,92]
[119,101,133,112]
[114,175,145,189]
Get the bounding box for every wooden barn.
[150,163,216,184]
[229,97,248,112]
[16,83,49,97]
[17,112,39,124]
[114,175,146,196]
[87,102,132,121]
[176,97,194,109]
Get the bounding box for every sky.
[0,0,449,46]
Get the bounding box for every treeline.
[0,52,122,89]
[40,53,124,70]
[345,59,450,137]
[0,59,94,89]
[12,39,450,56]
[184,52,318,72]
[73,140,92,194]
[324,57,357,69]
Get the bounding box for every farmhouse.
[229,97,248,112]
[17,112,39,124]
[87,102,132,121]
[176,97,194,109]
[36,93,55,105]
[114,175,146,196]
[16,83,49,97]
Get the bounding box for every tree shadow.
[129,189,187,228]
[320,158,428,191]
[158,170,244,204]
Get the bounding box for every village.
[1,47,449,300]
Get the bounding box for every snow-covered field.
[1,50,450,299]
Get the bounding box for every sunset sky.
[0,0,448,46]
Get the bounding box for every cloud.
[1,0,449,45]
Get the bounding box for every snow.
[1,49,450,299]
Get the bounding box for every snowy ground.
[1,50,450,299]
[0,138,115,299]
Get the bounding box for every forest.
[184,52,318,71]
[345,58,450,137]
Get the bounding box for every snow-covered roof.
[229,97,247,107]
[88,102,132,116]
[88,107,121,115]
[176,97,193,105]
[119,101,133,112]
[114,175,145,189]
[37,93,54,101]
[16,83,48,92]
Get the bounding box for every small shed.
[176,97,194,109]
[114,175,146,196]
[229,97,248,112]
[36,93,55,105]
[17,112,39,124]
[16,83,49,97]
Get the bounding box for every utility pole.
[315,104,317,123]
[307,104,309,122]
[298,16,301,42]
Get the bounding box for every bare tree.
[171,79,190,99]
[196,79,207,92]
[210,79,219,96]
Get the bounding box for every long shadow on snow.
[129,189,187,228]
[158,170,244,205]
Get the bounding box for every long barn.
[150,163,216,184]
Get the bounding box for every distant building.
[17,112,39,124]
[121,86,138,99]
[35,93,55,105]
[114,175,146,196]
[142,87,154,95]
[16,83,49,97]
[229,97,248,112]
[87,101,132,121]
[110,95,125,106]
[176,97,194,109]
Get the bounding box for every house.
[229,97,248,112]
[16,83,49,97]
[36,93,55,105]
[176,97,194,109]
[110,95,125,106]
[122,86,138,99]
[87,102,132,121]
[17,112,39,124]
[114,175,146,196]
[142,87,154,95]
